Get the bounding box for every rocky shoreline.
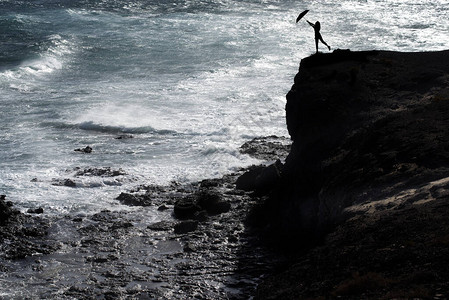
[2,49,449,299]
[0,136,291,299]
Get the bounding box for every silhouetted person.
[307,20,331,53]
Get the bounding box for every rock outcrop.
[0,195,57,260]
[259,49,449,237]
[254,49,449,298]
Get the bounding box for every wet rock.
[194,210,208,222]
[157,204,170,211]
[148,221,173,231]
[75,167,126,177]
[116,192,152,206]
[253,160,283,195]
[174,220,198,234]
[236,160,283,195]
[240,136,291,161]
[110,221,133,230]
[74,146,92,153]
[0,195,18,224]
[173,196,201,219]
[200,178,221,188]
[52,179,76,187]
[27,207,44,214]
[183,242,196,252]
[236,165,266,191]
[115,134,134,139]
[0,196,58,259]
[196,190,231,215]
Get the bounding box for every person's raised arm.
[306,20,314,27]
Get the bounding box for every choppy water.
[1,0,448,215]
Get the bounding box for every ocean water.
[1,0,448,215]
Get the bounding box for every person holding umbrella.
[307,20,331,53]
[296,10,331,53]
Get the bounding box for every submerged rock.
[74,146,92,153]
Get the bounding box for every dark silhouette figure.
[307,20,331,53]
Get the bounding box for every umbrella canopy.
[296,9,309,23]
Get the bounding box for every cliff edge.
[254,49,449,299]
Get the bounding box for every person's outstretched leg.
[319,36,331,51]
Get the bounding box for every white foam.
[0,34,74,91]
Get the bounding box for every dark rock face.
[273,49,449,236]
[255,50,449,299]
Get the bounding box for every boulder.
[235,165,266,191]
[236,160,283,195]
[173,196,201,219]
[196,190,231,215]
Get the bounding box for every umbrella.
[296,10,309,23]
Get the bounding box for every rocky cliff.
[254,49,449,299]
